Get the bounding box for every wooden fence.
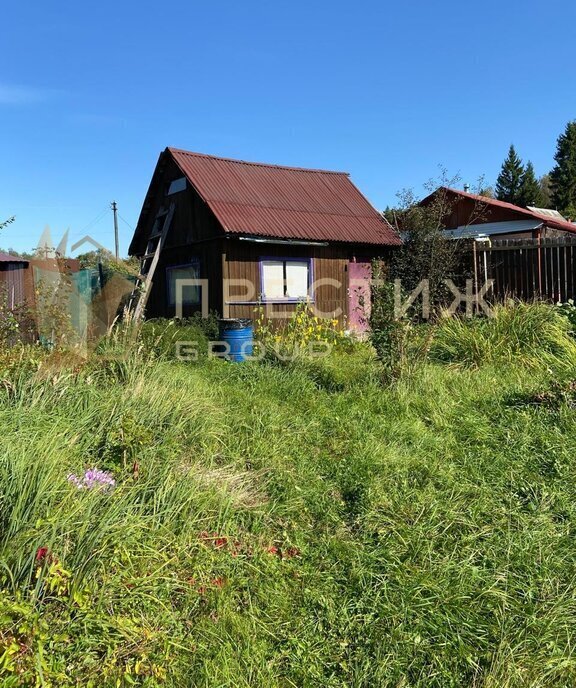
[474,237,576,303]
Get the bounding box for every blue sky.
[1,0,575,256]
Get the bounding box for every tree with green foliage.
[518,161,545,207]
[379,172,489,321]
[495,145,525,204]
[539,174,552,207]
[477,185,494,198]
[389,185,465,309]
[382,205,396,225]
[77,248,139,278]
[550,121,576,214]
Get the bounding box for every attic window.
[166,177,186,195]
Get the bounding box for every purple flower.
[68,468,116,491]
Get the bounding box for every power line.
[117,212,134,231]
[69,230,115,237]
[77,206,109,234]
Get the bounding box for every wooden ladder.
[127,202,175,321]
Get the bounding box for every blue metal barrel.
[218,318,253,362]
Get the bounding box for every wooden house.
[128,148,401,331]
[420,187,576,240]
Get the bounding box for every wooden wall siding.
[145,239,390,322]
[144,241,223,318]
[444,197,573,239]
[476,237,576,303]
[0,265,26,308]
[133,156,223,256]
[223,240,386,325]
[164,183,222,248]
[446,196,527,228]
[5,265,26,307]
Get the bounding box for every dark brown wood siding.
[131,155,224,256]
[144,240,224,319]
[132,157,226,318]
[445,196,528,227]
[0,264,27,308]
[134,156,393,322]
[222,240,387,325]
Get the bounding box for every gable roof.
[422,186,576,235]
[134,148,401,248]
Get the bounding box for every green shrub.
[254,302,354,358]
[369,264,417,379]
[176,311,220,340]
[556,299,576,334]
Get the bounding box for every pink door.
[347,260,372,333]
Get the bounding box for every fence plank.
[476,236,576,303]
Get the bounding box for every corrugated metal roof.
[443,219,542,239]
[0,252,28,263]
[424,187,576,235]
[167,148,401,246]
[527,206,566,221]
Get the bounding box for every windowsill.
[225,299,315,305]
[262,297,313,304]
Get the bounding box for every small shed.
[129,148,401,331]
[0,252,29,309]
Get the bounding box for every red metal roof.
[425,187,576,235]
[0,252,28,263]
[167,148,401,246]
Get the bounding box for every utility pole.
[111,201,119,259]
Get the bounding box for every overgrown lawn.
[1,308,576,686]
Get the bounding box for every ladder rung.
[129,201,174,321]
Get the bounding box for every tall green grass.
[428,301,576,369]
[1,305,576,685]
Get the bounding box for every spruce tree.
[495,145,525,205]
[539,174,552,207]
[550,121,576,213]
[518,162,545,207]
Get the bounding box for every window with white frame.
[166,261,200,306]
[260,258,311,301]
